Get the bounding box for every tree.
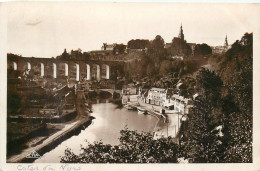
[194,43,212,57]
[220,33,253,163]
[127,39,149,49]
[148,35,167,60]
[61,128,179,163]
[179,33,253,163]
[221,57,252,162]
[150,35,165,50]
[159,60,172,76]
[113,44,127,54]
[180,68,223,163]
[146,63,155,77]
[169,37,192,57]
[240,32,252,46]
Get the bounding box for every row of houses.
[142,87,193,114]
[121,84,194,115]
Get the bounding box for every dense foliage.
[220,33,253,162]
[127,39,149,49]
[194,43,212,57]
[9,32,250,163]
[124,34,210,83]
[180,68,223,162]
[168,37,192,57]
[59,33,252,163]
[113,44,127,54]
[61,128,179,163]
[180,33,253,163]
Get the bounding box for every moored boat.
[137,107,148,114]
[125,104,137,111]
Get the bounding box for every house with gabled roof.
[145,87,173,106]
[170,94,192,114]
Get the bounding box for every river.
[34,102,158,163]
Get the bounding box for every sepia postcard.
[0,1,260,171]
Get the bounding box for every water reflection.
[35,102,157,163]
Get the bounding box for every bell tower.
[178,24,184,41]
[224,34,229,51]
[224,34,228,47]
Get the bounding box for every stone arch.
[96,64,100,81]
[27,62,31,70]
[92,64,101,81]
[40,63,44,77]
[101,64,110,80]
[53,63,57,78]
[105,65,110,79]
[76,63,80,81]
[86,64,91,80]
[64,63,68,76]
[13,62,17,70]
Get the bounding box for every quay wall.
[8,116,95,163]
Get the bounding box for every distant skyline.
[4,2,259,58]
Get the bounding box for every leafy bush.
[61,128,179,163]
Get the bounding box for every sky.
[3,2,260,58]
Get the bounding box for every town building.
[170,94,192,114]
[145,88,172,106]
[122,95,139,105]
[121,84,138,105]
[100,43,127,54]
[224,34,229,51]
[178,24,184,41]
[211,35,231,54]
[122,83,137,95]
[101,43,117,51]
[140,86,193,114]
[211,46,226,54]
[165,24,196,57]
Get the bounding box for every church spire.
[223,34,229,52]
[178,23,184,41]
[224,34,228,47]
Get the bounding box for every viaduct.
[7,56,126,82]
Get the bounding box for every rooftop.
[172,94,190,104]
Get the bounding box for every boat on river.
[125,104,137,111]
[137,107,148,114]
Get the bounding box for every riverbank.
[130,96,183,140]
[7,117,93,163]
[33,102,158,163]
[7,91,93,163]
